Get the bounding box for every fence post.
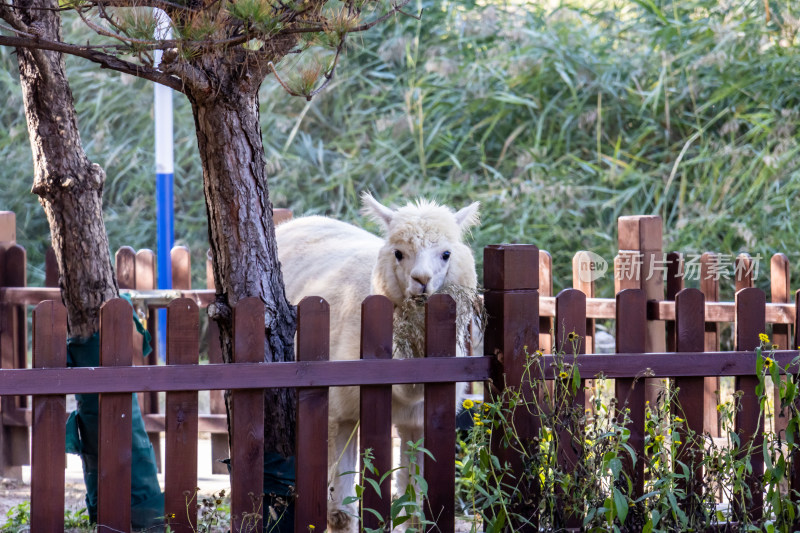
[98,298,134,532]
[359,295,393,529]
[616,215,665,406]
[614,289,646,499]
[483,245,539,456]
[207,250,229,474]
[165,298,199,533]
[0,240,29,478]
[31,300,67,531]
[673,288,705,512]
[424,294,457,531]
[733,287,765,522]
[770,254,790,435]
[792,289,800,513]
[295,297,329,533]
[231,298,266,533]
[572,251,596,354]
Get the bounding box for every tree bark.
[190,86,297,456]
[13,0,117,337]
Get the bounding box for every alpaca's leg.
[328,419,359,532]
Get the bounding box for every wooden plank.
[734,288,765,522]
[572,251,596,354]
[0,212,15,242]
[700,252,721,437]
[0,357,494,395]
[206,250,227,474]
[295,297,329,533]
[0,244,28,476]
[45,246,59,288]
[792,289,800,503]
[359,296,393,529]
[673,288,705,509]
[136,248,161,471]
[231,297,265,533]
[273,208,293,226]
[423,294,456,532]
[665,252,684,353]
[614,289,646,499]
[483,244,539,485]
[171,246,192,291]
[554,288,586,529]
[539,250,553,354]
[98,298,134,532]
[618,216,665,411]
[771,254,791,436]
[165,299,200,533]
[735,253,755,292]
[31,301,67,532]
[115,246,137,290]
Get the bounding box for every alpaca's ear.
[361,192,395,229]
[454,202,480,231]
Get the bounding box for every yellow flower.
[567,331,578,342]
[462,399,475,410]
[674,417,684,423]
[759,333,770,343]
[534,350,544,358]
[486,429,492,435]
[764,358,774,369]
[475,399,483,404]
[308,526,316,531]
[674,440,682,445]
[717,404,724,412]
[654,435,664,444]
[559,371,569,379]
[475,421,484,426]
[772,344,779,351]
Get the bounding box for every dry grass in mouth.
[392,285,485,360]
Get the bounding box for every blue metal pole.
[154,11,173,361]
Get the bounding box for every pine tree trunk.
[190,87,297,456]
[14,0,117,337]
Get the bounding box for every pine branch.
[0,33,187,92]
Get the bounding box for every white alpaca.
[276,193,480,531]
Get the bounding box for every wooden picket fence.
[1,211,800,531]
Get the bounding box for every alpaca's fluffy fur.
[276,193,481,532]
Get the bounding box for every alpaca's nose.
[412,274,431,293]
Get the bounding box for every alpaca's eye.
[442,251,451,261]
[394,250,404,261]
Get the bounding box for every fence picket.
[665,252,684,353]
[165,299,200,533]
[674,288,705,508]
[734,287,766,521]
[700,252,721,437]
[231,297,266,532]
[31,300,67,532]
[295,297,329,533]
[135,248,162,471]
[614,289,646,498]
[539,250,553,354]
[554,288,586,529]
[0,243,29,475]
[206,250,228,474]
[115,246,136,289]
[423,294,457,531]
[98,298,134,532]
[735,253,755,292]
[359,295,393,529]
[171,246,192,291]
[792,289,800,506]
[771,253,791,436]
[44,246,58,287]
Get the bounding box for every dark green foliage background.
[1,0,798,300]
